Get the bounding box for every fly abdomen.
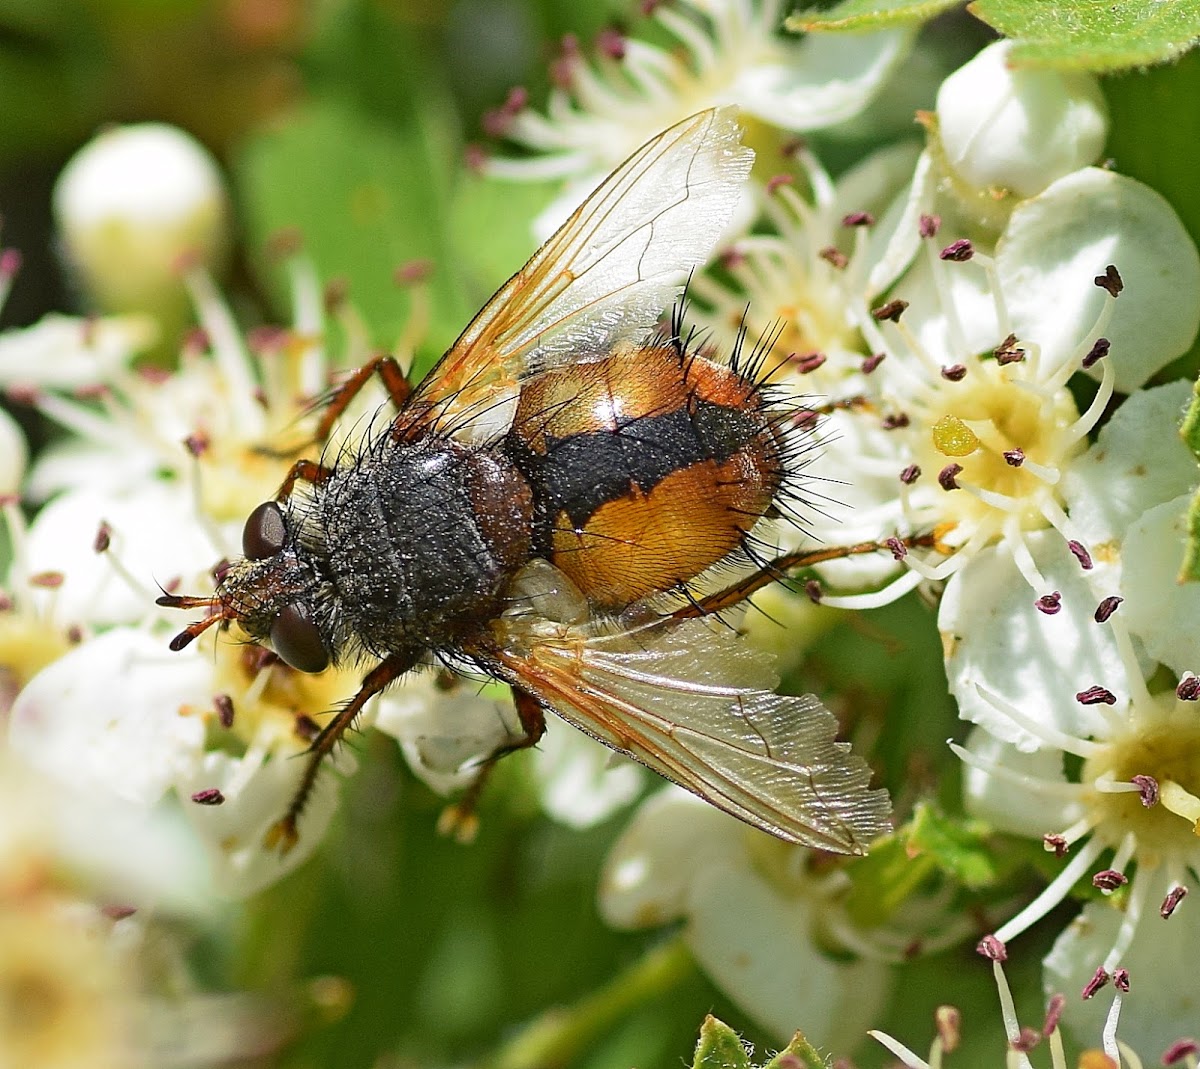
[503,346,783,608]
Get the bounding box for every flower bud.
[52,124,229,318]
[935,41,1107,202]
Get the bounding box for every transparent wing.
[408,107,753,434]
[487,608,891,855]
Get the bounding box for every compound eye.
[242,501,287,560]
[270,602,329,673]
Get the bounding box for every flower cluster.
[491,26,1200,1061]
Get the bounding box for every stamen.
[1095,596,1122,623]
[951,742,1085,798]
[867,1030,930,1069]
[994,836,1106,943]
[974,683,1103,757]
[818,568,925,609]
[1101,991,1123,1064]
[1102,872,1149,972]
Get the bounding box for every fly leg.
[437,688,547,844]
[265,650,417,854]
[258,352,412,458]
[667,535,937,621]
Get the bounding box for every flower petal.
[998,168,1200,392]
[684,859,890,1046]
[734,28,913,132]
[1061,381,1196,547]
[1121,494,1200,677]
[8,627,209,806]
[941,532,1129,749]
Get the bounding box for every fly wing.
[407,108,753,435]
[487,609,891,855]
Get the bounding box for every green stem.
[483,936,695,1069]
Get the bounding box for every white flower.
[599,787,893,1047]
[869,948,1144,1069]
[485,0,911,238]
[954,603,1200,1056]
[8,625,357,898]
[53,123,230,316]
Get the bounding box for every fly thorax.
[316,436,533,657]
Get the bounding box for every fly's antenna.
[155,591,231,651]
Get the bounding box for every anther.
[1094,264,1124,298]
[1067,541,1094,569]
[1092,869,1127,893]
[1011,1027,1040,1052]
[818,246,848,269]
[1043,834,1069,857]
[0,248,22,278]
[1113,968,1130,993]
[899,464,921,485]
[842,211,874,227]
[1163,1040,1200,1065]
[886,537,907,560]
[1094,596,1122,623]
[872,299,908,322]
[938,463,963,490]
[939,239,974,262]
[190,788,225,805]
[1083,338,1110,369]
[941,364,967,381]
[30,572,64,589]
[1003,449,1025,467]
[1131,774,1159,807]
[975,934,1007,961]
[766,173,794,195]
[1042,994,1065,1036]
[804,579,822,604]
[184,432,209,457]
[882,412,909,429]
[395,260,433,286]
[214,693,235,729]
[1076,685,1117,705]
[1160,885,1187,919]
[93,521,112,553]
[993,334,1025,365]
[596,26,626,60]
[861,352,886,374]
[935,1006,961,1053]
[102,904,137,921]
[918,213,941,238]
[1035,592,1062,615]
[1177,674,1200,701]
[791,351,826,374]
[1081,967,1109,999]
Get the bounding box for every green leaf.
[692,1017,753,1069]
[968,0,1200,71]
[236,96,472,356]
[787,0,960,32]
[906,802,998,889]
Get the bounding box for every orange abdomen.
[503,346,782,607]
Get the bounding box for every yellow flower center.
[1082,699,1200,861]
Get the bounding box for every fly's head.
[158,499,332,673]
